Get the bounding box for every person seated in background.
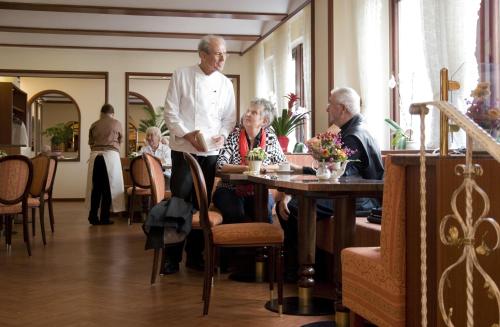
[213,98,287,224]
[139,126,172,185]
[276,87,384,279]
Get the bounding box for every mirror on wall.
[29,90,81,161]
[125,72,240,155]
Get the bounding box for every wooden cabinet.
[0,82,28,148]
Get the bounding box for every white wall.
[0,46,249,198]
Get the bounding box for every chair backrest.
[380,155,406,283]
[0,155,33,205]
[130,155,151,189]
[30,154,50,197]
[143,153,165,205]
[183,152,211,232]
[45,156,58,193]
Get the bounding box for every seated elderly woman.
[213,98,287,223]
[139,126,172,180]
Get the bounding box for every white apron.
[85,150,125,212]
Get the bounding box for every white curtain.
[303,5,312,130]
[352,0,390,148]
[417,0,481,148]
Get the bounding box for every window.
[393,0,499,149]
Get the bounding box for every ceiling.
[0,0,310,55]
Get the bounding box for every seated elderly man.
[213,98,287,224]
[277,87,384,279]
[139,126,172,184]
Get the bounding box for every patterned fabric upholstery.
[0,158,30,202]
[126,186,151,196]
[0,203,22,214]
[28,197,40,207]
[30,155,50,198]
[212,222,284,245]
[192,210,223,228]
[45,158,56,192]
[341,155,406,327]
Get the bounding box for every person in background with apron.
[85,104,126,225]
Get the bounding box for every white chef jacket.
[164,65,236,156]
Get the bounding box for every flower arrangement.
[307,131,356,162]
[271,93,309,137]
[128,151,140,159]
[0,150,7,158]
[466,82,500,140]
[246,147,267,161]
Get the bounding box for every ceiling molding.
[0,26,259,41]
[0,2,287,21]
[242,0,311,55]
[0,43,242,55]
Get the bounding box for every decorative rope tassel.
[419,108,428,327]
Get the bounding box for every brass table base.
[265,296,334,316]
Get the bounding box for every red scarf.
[238,128,266,165]
[236,128,266,197]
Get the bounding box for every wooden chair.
[45,156,58,232]
[143,153,222,285]
[127,156,152,225]
[184,152,284,316]
[341,155,406,326]
[27,154,50,245]
[0,155,33,255]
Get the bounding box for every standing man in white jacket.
[163,34,236,274]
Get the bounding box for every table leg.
[266,195,334,316]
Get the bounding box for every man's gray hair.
[331,87,361,115]
[198,35,225,53]
[250,98,276,127]
[145,126,162,139]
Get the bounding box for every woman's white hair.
[249,98,276,127]
[331,87,361,115]
[145,126,162,138]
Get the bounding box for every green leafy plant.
[271,93,309,137]
[0,150,7,158]
[385,118,411,149]
[246,147,267,161]
[138,106,169,137]
[43,123,73,146]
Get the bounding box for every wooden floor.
[0,202,335,327]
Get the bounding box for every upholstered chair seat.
[126,186,151,196]
[0,203,22,214]
[212,222,284,245]
[192,210,223,228]
[341,156,406,327]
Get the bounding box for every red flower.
[285,93,300,111]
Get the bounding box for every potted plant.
[138,106,169,138]
[43,123,73,152]
[271,93,309,153]
[384,118,412,150]
[246,147,267,174]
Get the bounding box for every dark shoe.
[88,216,99,225]
[99,220,114,225]
[160,261,180,275]
[185,257,205,271]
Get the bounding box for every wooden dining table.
[220,171,383,315]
